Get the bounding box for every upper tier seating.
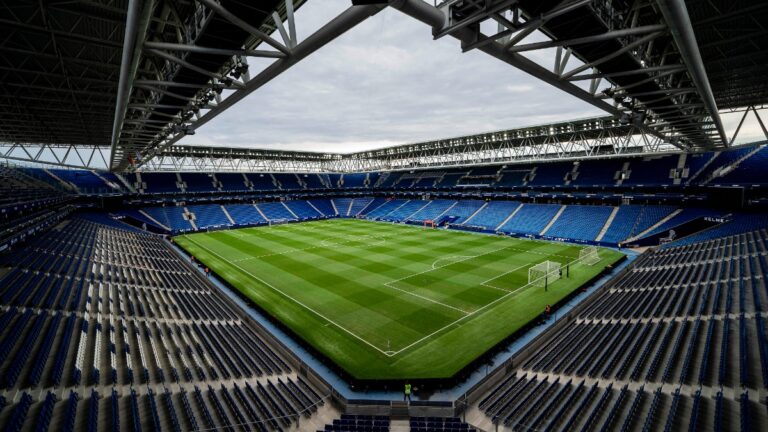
[274,173,303,190]
[245,173,276,190]
[713,145,768,185]
[572,159,624,186]
[528,164,569,186]
[695,145,756,184]
[8,141,768,200]
[182,173,217,192]
[216,173,249,191]
[140,172,181,194]
[341,173,367,188]
[496,168,530,187]
[302,173,327,189]
[624,155,678,185]
[45,169,114,193]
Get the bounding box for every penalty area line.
[389,277,539,357]
[181,235,396,357]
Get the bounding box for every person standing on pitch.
[404,382,412,402]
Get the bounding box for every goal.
[268,219,289,227]
[528,261,562,288]
[423,219,436,229]
[579,246,600,265]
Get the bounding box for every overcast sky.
[177,0,767,153]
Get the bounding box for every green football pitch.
[175,218,624,380]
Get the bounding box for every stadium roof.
[0,0,767,172]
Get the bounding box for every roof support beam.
[655,0,728,146]
[143,41,285,58]
[508,24,667,53]
[110,0,155,169]
[195,0,291,56]
[388,0,669,145]
[135,3,387,169]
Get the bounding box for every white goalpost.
[528,261,562,288]
[268,219,289,227]
[579,246,601,265]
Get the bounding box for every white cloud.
[178,0,605,152]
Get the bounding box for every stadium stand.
[407,199,456,222]
[187,204,230,229]
[140,172,182,194]
[256,201,299,222]
[225,203,268,225]
[285,200,324,219]
[3,148,768,430]
[464,226,768,431]
[544,205,613,241]
[3,1,768,428]
[141,206,194,232]
[366,199,408,219]
[308,199,338,217]
[332,198,354,217]
[217,172,250,191]
[499,203,562,236]
[318,414,390,432]
[0,217,334,430]
[349,198,375,216]
[464,201,521,230]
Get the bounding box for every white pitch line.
[181,235,394,357]
[231,233,395,262]
[384,244,518,286]
[390,277,537,356]
[431,256,475,270]
[382,281,471,315]
[390,251,599,356]
[479,263,533,292]
[186,222,596,358]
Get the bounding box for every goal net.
[579,246,600,265]
[423,219,436,229]
[268,219,289,227]
[528,261,562,288]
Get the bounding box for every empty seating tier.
[467,227,768,431]
[0,217,331,431]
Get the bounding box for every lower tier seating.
[470,227,768,431]
[0,216,329,431]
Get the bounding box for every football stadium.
[0,0,767,431]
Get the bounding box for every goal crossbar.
[528,260,562,288]
[579,246,600,265]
